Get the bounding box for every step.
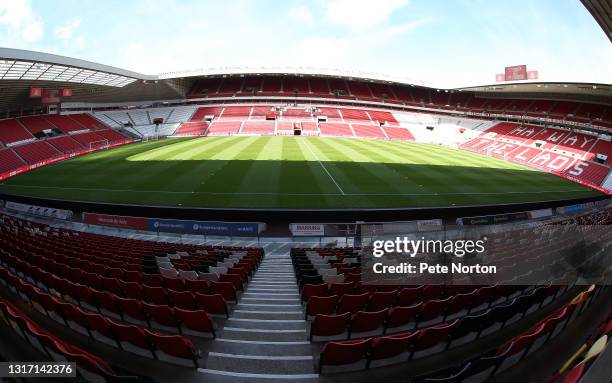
[246,288,299,293]
[205,353,315,375]
[218,328,307,342]
[198,368,319,381]
[232,310,304,320]
[207,338,313,356]
[224,319,307,330]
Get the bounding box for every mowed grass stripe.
[111,137,251,193]
[339,138,468,205]
[361,139,574,192]
[338,138,487,206]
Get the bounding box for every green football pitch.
[0,136,601,209]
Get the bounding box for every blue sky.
[0,0,610,87]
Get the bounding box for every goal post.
[89,139,109,150]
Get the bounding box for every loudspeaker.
[153,117,164,125]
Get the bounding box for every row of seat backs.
[1,265,202,368]
[0,298,136,381]
[412,286,599,382]
[316,284,568,374]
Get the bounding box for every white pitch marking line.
[302,140,345,195]
[208,352,313,361]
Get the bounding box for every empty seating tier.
[0,119,34,145]
[18,116,56,134]
[45,114,94,132]
[69,114,108,130]
[351,124,386,139]
[0,148,26,174]
[319,123,354,137]
[13,141,61,164]
[241,121,275,134]
[190,107,224,121]
[382,127,415,141]
[207,121,241,135]
[47,136,84,153]
[175,121,209,136]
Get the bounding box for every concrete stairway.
[199,254,319,382]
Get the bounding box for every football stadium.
[0,0,611,382]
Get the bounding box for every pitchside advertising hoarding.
[147,218,261,236]
[82,213,264,236]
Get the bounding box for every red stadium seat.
[115,296,147,325]
[143,285,170,305]
[310,312,351,341]
[112,322,154,358]
[419,297,452,325]
[219,273,243,291]
[367,290,397,311]
[92,290,121,319]
[396,286,423,306]
[318,338,372,373]
[145,330,200,367]
[142,303,179,331]
[337,293,370,314]
[411,320,458,359]
[86,314,119,347]
[302,283,329,302]
[385,303,422,333]
[367,332,418,367]
[194,293,228,317]
[209,281,237,302]
[329,282,354,297]
[349,309,389,337]
[174,308,215,337]
[185,279,210,294]
[169,290,197,310]
[306,295,339,318]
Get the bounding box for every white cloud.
[0,0,44,43]
[288,5,314,27]
[291,36,352,67]
[54,18,81,40]
[323,0,409,31]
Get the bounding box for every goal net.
[89,139,109,150]
[143,134,159,142]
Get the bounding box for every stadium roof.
[0,48,610,117]
[582,0,612,42]
[0,48,153,87]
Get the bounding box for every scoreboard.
[504,65,528,81]
[495,65,538,82]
